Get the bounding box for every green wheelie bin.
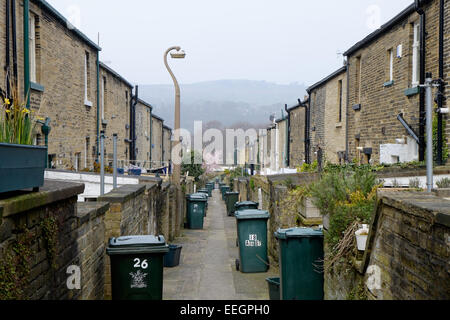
[106,235,169,300]
[234,209,270,273]
[186,193,207,229]
[225,191,239,217]
[235,201,259,211]
[205,184,213,197]
[234,201,259,246]
[274,227,324,300]
[206,182,214,193]
[221,186,230,201]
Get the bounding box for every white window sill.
[336,123,343,128]
[84,100,93,107]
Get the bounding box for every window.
[338,80,343,123]
[75,153,81,172]
[101,76,106,119]
[29,14,37,83]
[412,22,420,87]
[85,137,90,168]
[355,56,362,103]
[388,48,394,82]
[84,52,92,106]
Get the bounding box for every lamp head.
[171,49,186,59]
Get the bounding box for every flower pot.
[355,234,368,251]
[0,143,47,193]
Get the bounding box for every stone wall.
[75,201,109,300]
[444,0,450,149]
[325,190,450,300]
[0,175,186,300]
[0,180,104,300]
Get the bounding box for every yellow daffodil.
[21,108,30,114]
[5,109,11,114]
[4,98,10,105]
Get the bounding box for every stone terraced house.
[162,124,172,171]
[150,113,164,169]
[0,0,172,172]
[0,0,101,170]
[99,62,133,169]
[345,0,441,165]
[307,66,347,165]
[258,0,449,170]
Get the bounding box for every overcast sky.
[47,0,413,86]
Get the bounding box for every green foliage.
[347,280,368,300]
[41,215,59,270]
[0,82,39,145]
[182,151,205,182]
[309,165,380,250]
[298,160,318,173]
[282,177,295,190]
[436,177,450,189]
[224,167,249,180]
[249,178,256,191]
[279,186,311,227]
[409,178,421,189]
[0,230,34,300]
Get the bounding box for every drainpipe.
[161,122,164,167]
[149,106,153,168]
[5,0,10,97]
[130,86,138,164]
[284,104,290,168]
[301,96,311,165]
[415,1,426,162]
[11,0,17,87]
[345,59,350,162]
[23,0,30,107]
[437,0,445,165]
[96,52,100,163]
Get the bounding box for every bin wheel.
[235,259,240,271]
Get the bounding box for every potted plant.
[0,84,47,193]
[355,224,369,251]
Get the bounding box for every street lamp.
[164,46,186,189]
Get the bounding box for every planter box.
[0,143,47,193]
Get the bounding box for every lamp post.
[164,46,186,189]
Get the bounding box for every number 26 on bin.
[133,258,149,269]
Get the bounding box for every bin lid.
[235,209,269,220]
[107,235,169,255]
[235,201,258,209]
[188,193,208,201]
[225,191,239,195]
[274,227,323,240]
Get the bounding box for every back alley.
[163,186,279,300]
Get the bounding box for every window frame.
[84,52,93,107]
[412,22,420,87]
[29,14,37,83]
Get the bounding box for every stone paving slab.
[163,188,279,300]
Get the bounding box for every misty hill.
[139,80,307,132]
